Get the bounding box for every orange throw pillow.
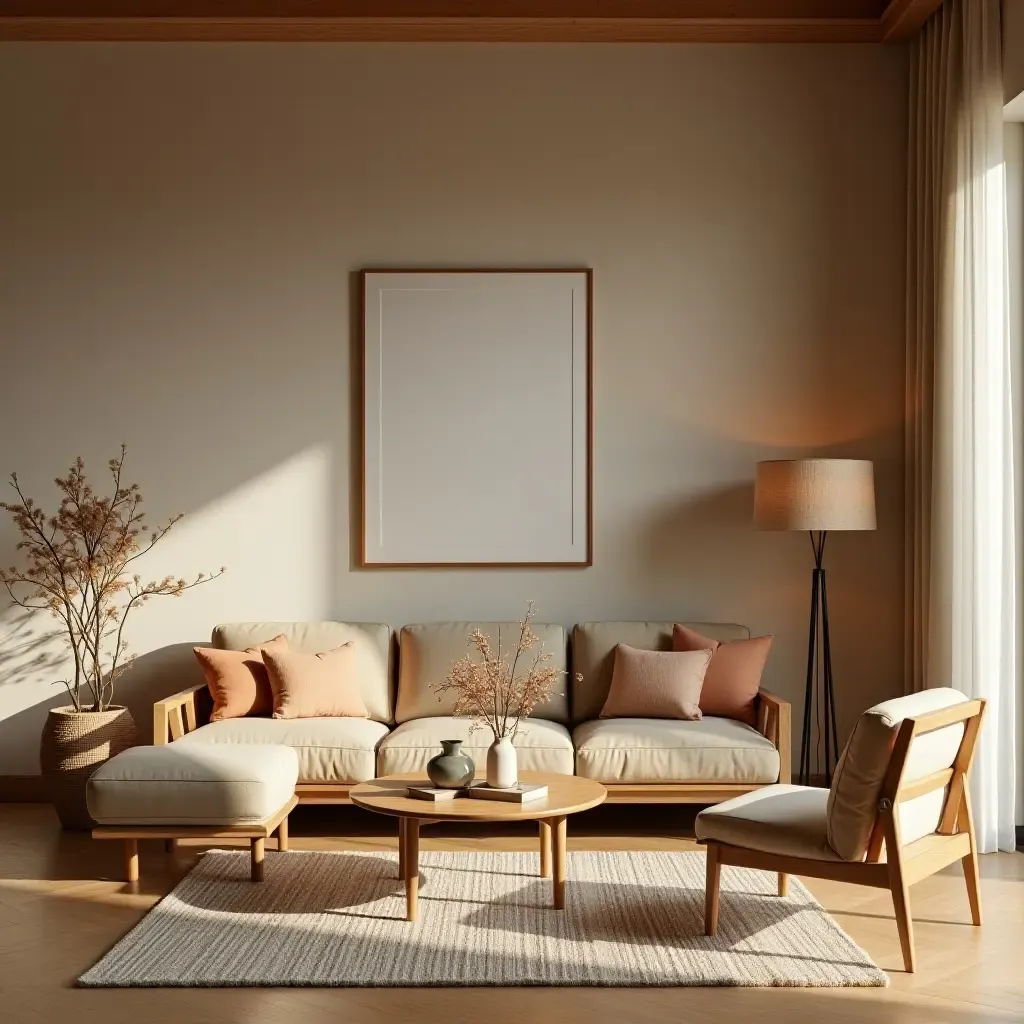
[600,644,711,720]
[193,634,287,722]
[672,624,772,726]
[263,643,370,720]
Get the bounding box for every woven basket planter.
[40,705,136,830]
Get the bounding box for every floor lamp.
[753,459,876,786]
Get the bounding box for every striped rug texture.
[79,849,887,988]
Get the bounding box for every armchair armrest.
[757,688,792,784]
[153,683,207,745]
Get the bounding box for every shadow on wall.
[0,642,206,773]
[639,482,758,594]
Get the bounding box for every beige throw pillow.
[599,644,712,720]
[263,643,370,720]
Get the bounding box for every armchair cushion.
[826,687,969,861]
[695,784,842,861]
[573,717,780,784]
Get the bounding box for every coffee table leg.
[552,815,567,909]
[398,817,406,880]
[404,817,420,922]
[539,820,552,878]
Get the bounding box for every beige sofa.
[155,619,791,805]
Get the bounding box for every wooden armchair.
[697,689,984,973]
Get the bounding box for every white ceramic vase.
[486,734,518,789]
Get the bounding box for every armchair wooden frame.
[153,685,791,806]
[703,698,986,973]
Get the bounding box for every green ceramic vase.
[426,739,475,789]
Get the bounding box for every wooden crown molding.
[0,1,944,43]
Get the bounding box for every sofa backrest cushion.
[571,621,749,724]
[212,622,393,725]
[826,687,969,861]
[395,622,570,725]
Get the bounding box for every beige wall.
[0,43,907,775]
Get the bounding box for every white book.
[405,786,460,801]
[465,783,549,804]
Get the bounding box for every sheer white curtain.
[906,0,1018,853]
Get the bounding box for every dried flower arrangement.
[433,602,578,742]
[0,446,224,712]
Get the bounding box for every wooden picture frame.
[359,268,593,568]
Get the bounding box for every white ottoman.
[87,743,299,882]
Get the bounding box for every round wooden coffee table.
[350,771,607,921]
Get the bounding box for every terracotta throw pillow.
[193,634,288,722]
[599,644,712,720]
[263,643,370,720]
[672,624,772,726]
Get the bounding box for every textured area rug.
[79,850,887,988]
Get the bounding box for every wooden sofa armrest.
[153,683,208,745]
[757,688,792,784]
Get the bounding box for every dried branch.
[432,603,575,743]
[0,449,225,711]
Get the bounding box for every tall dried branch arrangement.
[433,602,578,742]
[0,447,224,712]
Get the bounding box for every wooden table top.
[350,772,607,821]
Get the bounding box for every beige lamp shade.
[754,459,876,532]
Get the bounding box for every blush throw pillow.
[194,634,288,722]
[673,624,772,726]
[263,643,370,720]
[599,644,712,720]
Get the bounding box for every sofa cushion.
[695,785,842,861]
[571,622,750,724]
[600,645,709,720]
[86,743,299,826]
[264,644,369,720]
[395,622,570,725]
[177,716,389,784]
[194,634,286,722]
[213,622,393,724]
[573,717,780,784]
[377,716,575,776]
[673,624,772,726]
[826,687,969,861]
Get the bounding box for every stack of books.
[405,781,548,804]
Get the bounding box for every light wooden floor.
[0,802,1021,1024]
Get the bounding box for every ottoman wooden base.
[92,795,297,883]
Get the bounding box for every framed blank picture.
[360,268,592,567]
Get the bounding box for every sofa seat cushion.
[177,717,389,784]
[573,717,780,784]
[377,717,575,777]
[86,743,299,826]
[695,785,842,861]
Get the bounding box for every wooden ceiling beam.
[880,0,943,41]
[0,1,943,43]
[0,16,884,43]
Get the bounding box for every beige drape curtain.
[905,0,1017,852]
